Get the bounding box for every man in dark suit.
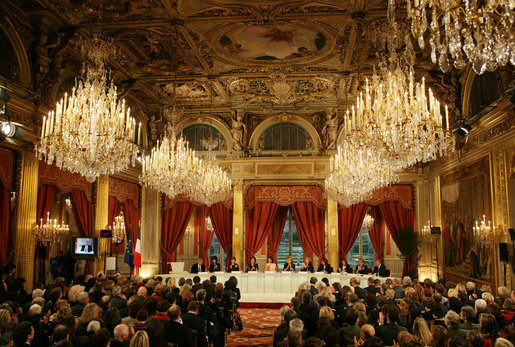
[182,301,208,347]
[372,259,387,277]
[80,241,92,253]
[392,278,405,299]
[273,309,297,347]
[375,304,407,346]
[309,277,319,296]
[445,310,467,347]
[190,258,206,273]
[111,324,130,347]
[109,286,127,315]
[349,277,367,299]
[164,304,194,347]
[71,291,89,317]
[365,277,380,295]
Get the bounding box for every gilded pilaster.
[140,187,162,277]
[492,150,511,288]
[14,147,38,291]
[94,175,109,274]
[232,180,244,265]
[327,199,338,267]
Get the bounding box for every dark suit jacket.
[71,302,85,317]
[209,263,221,272]
[300,263,314,272]
[372,264,387,277]
[273,322,289,347]
[182,313,208,347]
[190,263,206,273]
[110,296,127,311]
[317,264,333,273]
[393,286,405,299]
[375,322,407,345]
[353,286,367,299]
[227,264,240,272]
[245,263,259,272]
[283,263,295,271]
[448,327,467,347]
[355,265,368,274]
[110,340,130,347]
[338,325,360,346]
[164,320,194,347]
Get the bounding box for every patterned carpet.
[227,308,281,347]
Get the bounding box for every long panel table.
[159,272,390,295]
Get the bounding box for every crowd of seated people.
[275,276,515,347]
[0,264,241,347]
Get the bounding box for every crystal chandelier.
[111,212,126,244]
[406,0,515,74]
[362,214,375,230]
[140,133,232,206]
[473,215,496,242]
[36,37,141,183]
[32,212,69,243]
[206,216,214,231]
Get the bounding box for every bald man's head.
[167,304,181,321]
[113,324,129,341]
[137,286,147,297]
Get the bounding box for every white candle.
[445,105,449,130]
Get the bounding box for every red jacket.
[150,312,170,321]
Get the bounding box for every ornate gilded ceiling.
[2,0,511,153]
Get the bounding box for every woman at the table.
[209,255,221,272]
[338,257,353,273]
[283,256,296,272]
[317,258,333,273]
[265,256,277,271]
[246,256,259,272]
[300,257,314,272]
[227,257,240,272]
[355,257,368,274]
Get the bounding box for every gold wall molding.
[93,176,109,275]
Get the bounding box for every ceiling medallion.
[212,23,335,66]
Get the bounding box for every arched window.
[181,124,226,151]
[469,71,502,117]
[258,122,312,151]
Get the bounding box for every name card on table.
[198,272,209,275]
[315,272,325,275]
[281,271,293,274]
[215,271,225,274]
[265,271,275,274]
[298,271,308,274]
[248,270,258,273]
[231,271,242,274]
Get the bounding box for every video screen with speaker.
[72,237,98,259]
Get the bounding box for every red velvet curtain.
[70,190,93,275]
[208,202,233,267]
[123,199,139,255]
[108,196,123,253]
[245,202,280,264]
[197,206,214,265]
[161,201,194,273]
[267,206,289,260]
[0,187,10,267]
[338,202,368,261]
[291,201,325,265]
[35,185,56,284]
[368,206,385,262]
[379,201,416,276]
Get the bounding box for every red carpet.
[227,308,281,347]
[239,302,288,309]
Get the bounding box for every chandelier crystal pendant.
[111,211,126,244]
[32,212,69,244]
[36,37,141,183]
[362,214,375,230]
[406,0,515,74]
[140,133,232,206]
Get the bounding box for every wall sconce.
[234,227,239,235]
[330,227,336,236]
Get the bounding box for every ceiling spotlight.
[0,121,15,138]
[452,120,472,138]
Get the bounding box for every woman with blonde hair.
[166,277,176,290]
[0,309,13,346]
[179,283,192,297]
[130,330,150,347]
[77,303,102,336]
[354,302,368,327]
[319,306,338,329]
[413,317,432,346]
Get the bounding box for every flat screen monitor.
[72,237,98,259]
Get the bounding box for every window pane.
[261,123,309,151]
[277,209,303,266]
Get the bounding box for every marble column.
[140,187,162,277]
[14,147,39,291]
[94,175,109,275]
[232,180,244,265]
[327,199,338,268]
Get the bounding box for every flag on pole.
[124,233,133,267]
[133,227,141,268]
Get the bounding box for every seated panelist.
[209,256,221,272]
[317,258,333,273]
[283,256,296,272]
[190,258,206,273]
[355,257,368,275]
[338,258,353,273]
[246,256,259,272]
[227,257,240,272]
[265,256,277,271]
[372,258,388,277]
[300,257,314,272]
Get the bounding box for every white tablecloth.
[159,272,389,295]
